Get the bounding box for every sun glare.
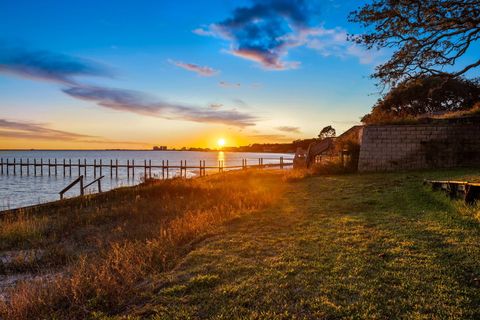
[217,138,226,147]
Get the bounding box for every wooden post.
[166,160,169,179]
[280,156,284,169]
[54,159,57,176]
[465,184,480,205]
[20,158,23,176]
[6,158,9,175]
[13,158,16,175]
[69,159,72,176]
[0,158,3,175]
[40,159,43,176]
[97,179,102,193]
[149,160,152,178]
[116,159,118,178]
[80,176,84,196]
[185,160,187,178]
[27,158,30,176]
[127,160,130,178]
[162,160,165,179]
[78,159,81,176]
[144,159,147,178]
[110,159,113,178]
[94,159,97,178]
[63,159,66,176]
[34,159,37,176]
[100,159,102,176]
[84,159,87,176]
[132,159,135,178]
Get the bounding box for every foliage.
[318,125,336,140]
[362,76,480,124]
[350,0,480,87]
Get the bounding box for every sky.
[0,0,410,149]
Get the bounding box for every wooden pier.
[0,157,293,179]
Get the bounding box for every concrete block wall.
[358,122,480,172]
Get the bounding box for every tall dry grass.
[0,170,283,319]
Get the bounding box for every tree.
[349,0,480,87]
[362,75,480,123]
[318,125,336,139]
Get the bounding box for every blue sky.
[0,0,395,148]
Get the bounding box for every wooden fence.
[0,157,293,179]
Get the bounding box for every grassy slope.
[122,169,480,319]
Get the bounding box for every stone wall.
[358,119,480,172]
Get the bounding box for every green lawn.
[121,169,480,319]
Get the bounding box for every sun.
[217,138,226,147]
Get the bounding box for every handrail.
[59,175,84,199]
[83,175,104,192]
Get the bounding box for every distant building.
[153,146,167,151]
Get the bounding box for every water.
[0,150,293,210]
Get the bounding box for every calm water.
[0,150,292,210]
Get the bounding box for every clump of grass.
[0,170,283,319]
[0,212,50,250]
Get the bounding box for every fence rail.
[0,157,294,179]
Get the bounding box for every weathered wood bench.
[424,179,480,205]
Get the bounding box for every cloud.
[232,98,248,107]
[195,0,379,68]
[248,134,292,142]
[192,28,216,37]
[276,126,301,133]
[209,103,223,109]
[304,27,381,64]
[0,43,112,85]
[0,118,95,141]
[63,85,257,127]
[194,0,321,70]
[169,59,219,76]
[0,118,146,145]
[219,81,241,88]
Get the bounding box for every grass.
[2,168,480,318]
[0,170,282,319]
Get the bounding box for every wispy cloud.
[194,0,379,69]
[276,126,301,133]
[304,27,381,64]
[0,118,146,145]
[219,81,241,88]
[209,103,223,109]
[192,28,216,37]
[0,119,95,140]
[63,85,257,127]
[0,43,257,127]
[248,134,292,142]
[232,98,248,107]
[169,59,219,76]
[0,43,112,85]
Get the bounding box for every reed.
[0,169,283,319]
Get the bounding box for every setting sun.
[217,138,226,147]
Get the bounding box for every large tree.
[362,75,480,123]
[350,0,480,87]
